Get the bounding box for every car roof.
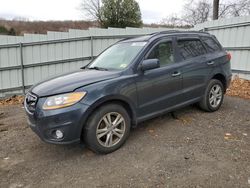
[120,30,212,43]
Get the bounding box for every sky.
[0,0,185,24]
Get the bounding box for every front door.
[136,38,183,120]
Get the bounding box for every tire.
[83,103,131,154]
[199,79,224,112]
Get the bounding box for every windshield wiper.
[87,66,109,71]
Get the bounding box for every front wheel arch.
[80,97,136,139]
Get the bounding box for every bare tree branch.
[80,0,102,23]
[181,0,211,26]
[219,0,250,17]
[161,0,250,27]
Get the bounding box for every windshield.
[88,42,147,70]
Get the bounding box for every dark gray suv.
[25,31,232,154]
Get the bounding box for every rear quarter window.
[201,36,221,53]
[177,39,206,60]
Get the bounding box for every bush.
[8,28,16,36]
[0,26,9,35]
[0,26,16,35]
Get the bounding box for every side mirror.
[140,59,160,71]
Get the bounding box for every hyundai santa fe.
[25,31,232,154]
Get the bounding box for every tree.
[160,14,182,27]
[162,0,250,26]
[101,0,142,28]
[8,28,16,36]
[0,26,16,35]
[0,26,9,35]
[181,0,211,26]
[80,0,103,24]
[80,0,142,28]
[213,0,220,20]
[219,0,250,18]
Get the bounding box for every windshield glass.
[88,42,147,70]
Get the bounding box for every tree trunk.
[213,0,220,20]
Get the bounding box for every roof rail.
[148,30,210,39]
[117,37,134,43]
[150,30,180,36]
[181,30,210,35]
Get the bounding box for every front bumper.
[26,100,90,144]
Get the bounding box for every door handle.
[172,71,181,77]
[207,61,215,65]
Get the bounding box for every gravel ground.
[0,96,249,188]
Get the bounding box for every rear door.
[176,36,214,102]
[200,35,227,68]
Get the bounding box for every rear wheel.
[83,103,131,154]
[199,79,224,112]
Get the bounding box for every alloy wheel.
[96,112,126,147]
[209,84,223,108]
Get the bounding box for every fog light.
[55,130,63,139]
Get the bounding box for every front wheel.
[83,103,131,154]
[199,79,224,112]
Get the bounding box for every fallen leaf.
[148,129,154,133]
[224,133,234,140]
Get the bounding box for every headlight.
[43,92,86,110]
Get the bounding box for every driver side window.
[146,41,174,67]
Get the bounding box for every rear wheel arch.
[211,73,227,92]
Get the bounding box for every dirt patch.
[0,96,249,187]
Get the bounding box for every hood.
[30,69,120,97]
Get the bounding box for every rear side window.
[201,36,221,53]
[177,39,206,60]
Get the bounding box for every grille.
[25,93,38,114]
